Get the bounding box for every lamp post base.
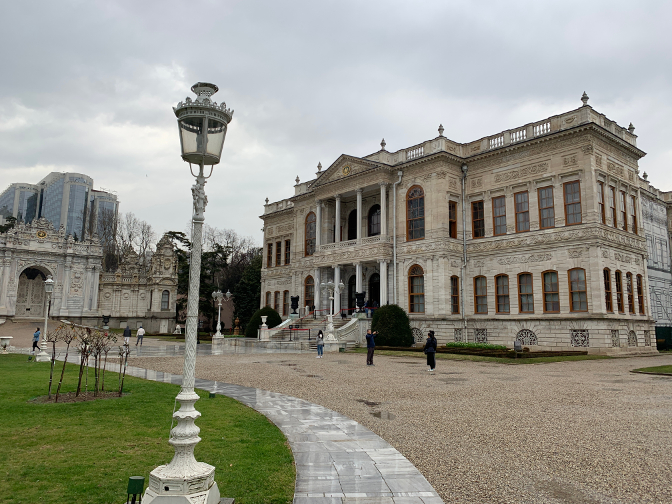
[143,463,220,504]
[35,350,50,362]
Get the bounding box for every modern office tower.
[0,172,119,239]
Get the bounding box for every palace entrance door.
[15,268,47,317]
[369,273,380,306]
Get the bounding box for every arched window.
[604,268,613,312]
[542,271,559,313]
[569,268,588,312]
[406,186,425,241]
[637,275,645,314]
[305,212,316,256]
[626,272,635,314]
[495,274,510,313]
[474,276,487,314]
[450,276,460,314]
[615,271,624,313]
[347,209,357,241]
[161,290,170,310]
[408,265,425,313]
[304,276,315,310]
[368,204,381,236]
[518,273,534,313]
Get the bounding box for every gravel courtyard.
[130,351,671,504]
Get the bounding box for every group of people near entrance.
[314,328,438,371]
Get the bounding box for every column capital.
[379,182,389,188]
[334,194,341,201]
[353,261,361,266]
[356,188,363,195]
[331,264,341,269]
[378,259,388,265]
[316,198,322,204]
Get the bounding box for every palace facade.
[260,93,663,352]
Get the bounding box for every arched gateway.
[15,267,48,317]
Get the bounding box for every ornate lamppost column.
[35,275,54,363]
[211,289,232,340]
[144,82,233,504]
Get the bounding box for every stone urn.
[0,336,13,354]
[260,316,268,328]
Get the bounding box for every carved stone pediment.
[311,155,380,189]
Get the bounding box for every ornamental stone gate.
[15,267,48,317]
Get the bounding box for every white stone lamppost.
[144,83,233,504]
[35,275,54,363]
[211,289,232,340]
[320,280,344,341]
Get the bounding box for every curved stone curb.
[122,366,445,504]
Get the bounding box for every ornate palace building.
[260,93,664,352]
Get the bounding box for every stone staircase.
[272,315,360,349]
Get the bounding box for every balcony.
[312,235,393,266]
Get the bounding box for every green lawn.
[0,355,295,504]
[352,347,610,364]
[632,364,672,375]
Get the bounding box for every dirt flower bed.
[30,391,126,404]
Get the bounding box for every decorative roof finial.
[295,175,300,185]
[628,122,635,133]
[380,138,386,151]
[438,124,444,137]
[643,171,648,181]
[581,91,589,106]
[317,162,322,172]
[265,197,269,205]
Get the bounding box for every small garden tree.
[244,306,282,338]
[370,304,414,347]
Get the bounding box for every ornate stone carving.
[563,154,577,167]
[471,177,483,189]
[568,248,586,258]
[581,144,593,155]
[497,253,552,265]
[494,162,548,184]
[516,329,538,345]
[607,162,624,178]
[614,252,632,264]
[570,329,589,347]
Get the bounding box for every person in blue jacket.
[366,329,378,366]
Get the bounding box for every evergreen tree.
[233,254,262,332]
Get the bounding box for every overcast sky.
[1,0,670,246]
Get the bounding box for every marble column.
[356,189,363,243]
[314,267,321,313]
[380,183,388,237]
[355,262,363,293]
[379,260,388,305]
[333,265,341,315]
[335,195,341,243]
[315,200,322,249]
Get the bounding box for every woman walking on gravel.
[316,330,324,358]
[424,330,437,372]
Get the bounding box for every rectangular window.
[518,273,534,313]
[283,290,289,316]
[569,269,588,312]
[267,243,273,268]
[515,191,530,232]
[285,239,291,265]
[543,271,560,313]
[597,182,606,224]
[609,186,617,227]
[472,201,485,238]
[626,273,635,314]
[274,291,280,312]
[637,275,645,314]
[564,181,582,225]
[265,291,271,307]
[276,241,282,266]
[615,271,624,313]
[620,191,628,231]
[496,275,510,313]
[451,276,460,314]
[492,196,507,235]
[538,186,555,229]
[604,269,613,312]
[449,201,457,239]
[629,195,637,233]
[474,276,487,314]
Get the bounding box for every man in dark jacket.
[366,329,378,366]
[123,325,132,346]
[424,330,437,371]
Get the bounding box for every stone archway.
[15,267,48,317]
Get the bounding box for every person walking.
[316,330,324,358]
[366,329,378,366]
[32,327,40,354]
[424,330,437,372]
[123,325,131,346]
[136,325,145,346]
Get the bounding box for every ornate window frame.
[406,186,425,241]
[538,186,555,229]
[514,191,530,233]
[408,264,425,313]
[542,270,560,313]
[495,274,510,314]
[474,275,488,314]
[603,268,613,312]
[450,275,460,314]
[518,272,534,313]
[563,180,582,226]
[568,268,588,312]
[492,195,507,236]
[305,212,316,256]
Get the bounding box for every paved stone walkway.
[17,345,443,504]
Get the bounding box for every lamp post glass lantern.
[36,275,54,362]
[144,83,233,504]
